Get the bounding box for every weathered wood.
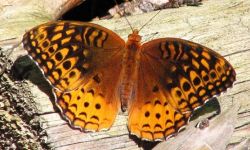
[0,0,249,149]
[154,104,239,150]
[0,0,83,45]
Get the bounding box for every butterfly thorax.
[120,30,142,112]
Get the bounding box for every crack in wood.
[53,133,129,149]
[36,111,57,116]
[235,123,250,130]
[228,89,250,97]
[224,49,250,57]
[234,79,250,85]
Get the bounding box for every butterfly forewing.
[22,21,125,92]
[142,38,236,101]
[22,21,125,131]
[128,38,236,141]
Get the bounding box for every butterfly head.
[126,29,142,51]
[128,29,141,42]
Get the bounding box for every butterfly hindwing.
[128,38,236,140]
[22,21,125,131]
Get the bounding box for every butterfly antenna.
[138,9,161,32]
[123,11,134,31]
[113,0,134,31]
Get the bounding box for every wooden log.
[0,0,249,149]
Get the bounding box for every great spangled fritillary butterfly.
[22,21,236,141]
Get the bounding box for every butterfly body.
[120,29,142,111]
[22,21,236,141]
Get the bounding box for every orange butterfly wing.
[22,21,125,131]
[128,38,236,141]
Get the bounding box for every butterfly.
[22,20,236,141]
